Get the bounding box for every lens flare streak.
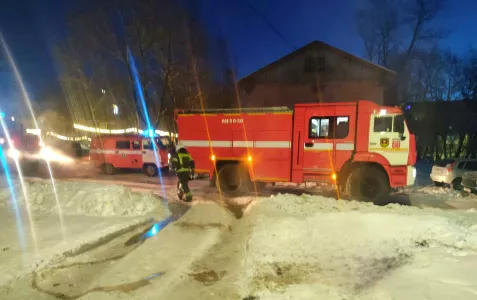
[0,116,39,251]
[0,32,65,236]
[0,146,26,250]
[127,48,166,201]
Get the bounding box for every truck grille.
[21,135,40,151]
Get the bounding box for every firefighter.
[170,144,195,202]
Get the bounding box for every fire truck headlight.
[412,167,417,179]
[39,141,45,147]
[168,153,171,160]
[7,148,20,160]
[40,147,74,164]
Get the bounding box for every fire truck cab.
[176,100,417,203]
[90,134,171,176]
[0,118,41,175]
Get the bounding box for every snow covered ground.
[3,161,477,299]
[4,192,477,299]
[0,180,169,287]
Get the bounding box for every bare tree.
[356,0,400,66]
[459,49,477,100]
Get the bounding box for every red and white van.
[90,134,171,176]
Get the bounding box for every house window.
[304,57,325,73]
[309,116,349,139]
[116,140,130,149]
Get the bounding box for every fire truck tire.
[144,164,158,177]
[103,164,117,175]
[346,165,390,203]
[217,164,251,196]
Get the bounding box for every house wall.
[239,45,395,107]
[239,81,384,107]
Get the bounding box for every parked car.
[430,158,477,189]
[462,171,477,193]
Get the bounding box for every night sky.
[0,0,476,99]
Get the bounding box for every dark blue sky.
[0,0,476,98]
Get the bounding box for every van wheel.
[103,164,116,175]
[452,177,462,190]
[144,164,158,177]
[217,164,251,197]
[346,165,390,203]
[434,181,445,187]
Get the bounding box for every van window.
[132,141,141,150]
[116,141,130,149]
[143,139,153,150]
[457,161,466,169]
[465,161,477,171]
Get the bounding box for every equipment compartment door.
[303,106,336,181]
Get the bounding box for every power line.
[240,0,296,51]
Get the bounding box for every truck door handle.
[142,151,146,154]
[305,142,314,148]
[115,150,119,154]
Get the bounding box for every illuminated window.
[309,116,349,139]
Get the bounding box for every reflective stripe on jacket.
[171,152,194,173]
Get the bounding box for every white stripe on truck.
[233,141,254,148]
[336,143,354,150]
[180,140,291,149]
[254,141,290,148]
[90,149,143,154]
[305,143,333,150]
[181,140,233,147]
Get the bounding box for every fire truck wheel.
[217,164,251,196]
[346,165,390,203]
[103,164,117,175]
[144,164,158,177]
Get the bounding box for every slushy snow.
[122,193,477,300]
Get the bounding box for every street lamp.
[113,104,119,115]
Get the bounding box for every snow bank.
[234,194,477,299]
[0,181,167,218]
[0,180,169,287]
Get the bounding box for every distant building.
[238,41,397,108]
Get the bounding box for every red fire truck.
[90,134,171,176]
[175,100,417,203]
